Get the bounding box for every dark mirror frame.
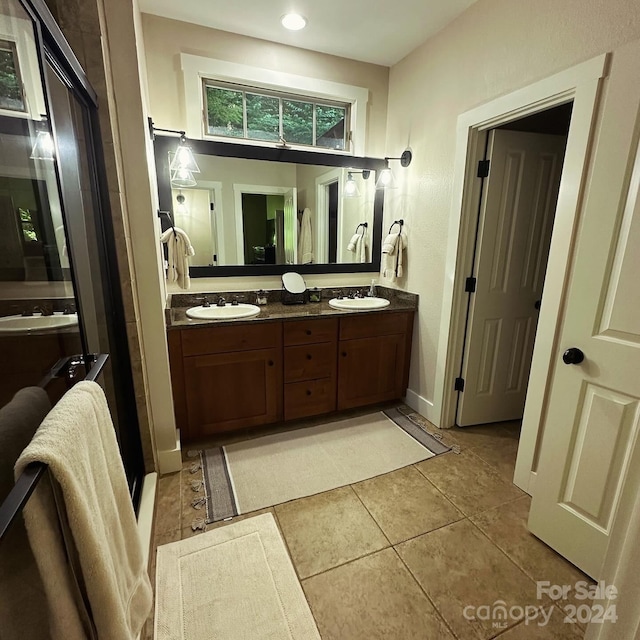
[153,134,388,277]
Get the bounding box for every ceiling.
[137,0,478,67]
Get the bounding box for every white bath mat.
[155,513,320,640]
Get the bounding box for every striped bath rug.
[188,407,450,527]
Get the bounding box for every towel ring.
[355,222,368,235]
[388,219,404,234]
[158,210,177,238]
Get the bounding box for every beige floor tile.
[396,519,539,639]
[303,548,455,640]
[275,485,388,579]
[352,466,464,544]
[416,450,523,515]
[471,497,592,612]
[440,422,520,451]
[496,605,584,639]
[154,471,181,534]
[470,439,520,481]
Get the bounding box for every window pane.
[316,105,346,150]
[0,41,24,111]
[205,86,244,138]
[282,99,313,145]
[246,93,279,141]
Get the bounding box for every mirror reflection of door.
[171,188,218,266]
[240,192,285,264]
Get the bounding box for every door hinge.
[465,277,477,293]
[477,159,490,178]
[454,377,465,392]
[210,202,215,211]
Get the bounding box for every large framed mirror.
[153,134,387,276]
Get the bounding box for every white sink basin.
[186,303,261,320]
[328,297,390,311]
[0,313,78,334]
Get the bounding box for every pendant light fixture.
[170,168,197,188]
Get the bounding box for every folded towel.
[15,382,152,640]
[0,387,51,640]
[382,233,397,254]
[161,225,195,290]
[382,231,407,281]
[347,233,361,252]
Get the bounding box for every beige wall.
[141,13,389,157]
[383,0,640,415]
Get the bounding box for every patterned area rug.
[188,407,450,527]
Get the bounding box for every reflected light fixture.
[281,13,307,30]
[169,134,200,174]
[30,118,55,161]
[376,149,412,189]
[175,191,189,215]
[171,168,197,188]
[344,169,371,198]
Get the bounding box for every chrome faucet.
[201,297,211,308]
[33,305,53,316]
[216,297,226,307]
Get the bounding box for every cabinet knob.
[341,351,347,357]
[305,329,312,335]
[267,360,274,367]
[306,354,312,360]
[306,389,312,396]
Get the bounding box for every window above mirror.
[203,80,351,152]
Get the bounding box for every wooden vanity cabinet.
[167,310,414,442]
[337,312,414,410]
[283,318,338,420]
[168,322,283,439]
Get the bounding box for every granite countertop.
[167,286,418,330]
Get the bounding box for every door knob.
[562,348,584,365]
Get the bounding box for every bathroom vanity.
[166,288,417,441]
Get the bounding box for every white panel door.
[457,130,567,426]
[529,98,640,578]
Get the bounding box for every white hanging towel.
[347,230,368,263]
[161,225,195,290]
[297,207,314,264]
[381,230,407,280]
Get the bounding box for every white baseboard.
[137,472,157,568]
[404,388,440,426]
[157,428,182,474]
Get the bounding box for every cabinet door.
[183,348,281,438]
[337,333,406,410]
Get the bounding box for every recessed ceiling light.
[281,13,307,31]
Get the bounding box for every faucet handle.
[230,295,245,306]
[201,297,211,308]
[63,304,76,315]
[216,297,226,307]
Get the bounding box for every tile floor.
[144,409,590,639]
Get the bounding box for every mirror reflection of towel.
[297,208,313,264]
[347,231,368,263]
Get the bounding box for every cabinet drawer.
[284,318,338,346]
[284,343,336,383]
[284,378,336,421]
[181,321,281,356]
[339,311,412,340]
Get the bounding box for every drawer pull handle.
[341,352,347,357]
[268,360,274,366]
[305,329,312,335]
[306,389,312,396]
[306,354,312,360]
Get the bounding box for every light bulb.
[344,172,360,198]
[281,13,307,30]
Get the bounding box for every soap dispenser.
[368,279,377,297]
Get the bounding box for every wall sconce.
[344,169,371,198]
[148,118,200,186]
[30,117,55,161]
[376,149,412,189]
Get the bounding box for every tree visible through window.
[205,82,349,151]
[0,40,25,112]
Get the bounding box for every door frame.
[431,54,607,494]
[315,167,343,263]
